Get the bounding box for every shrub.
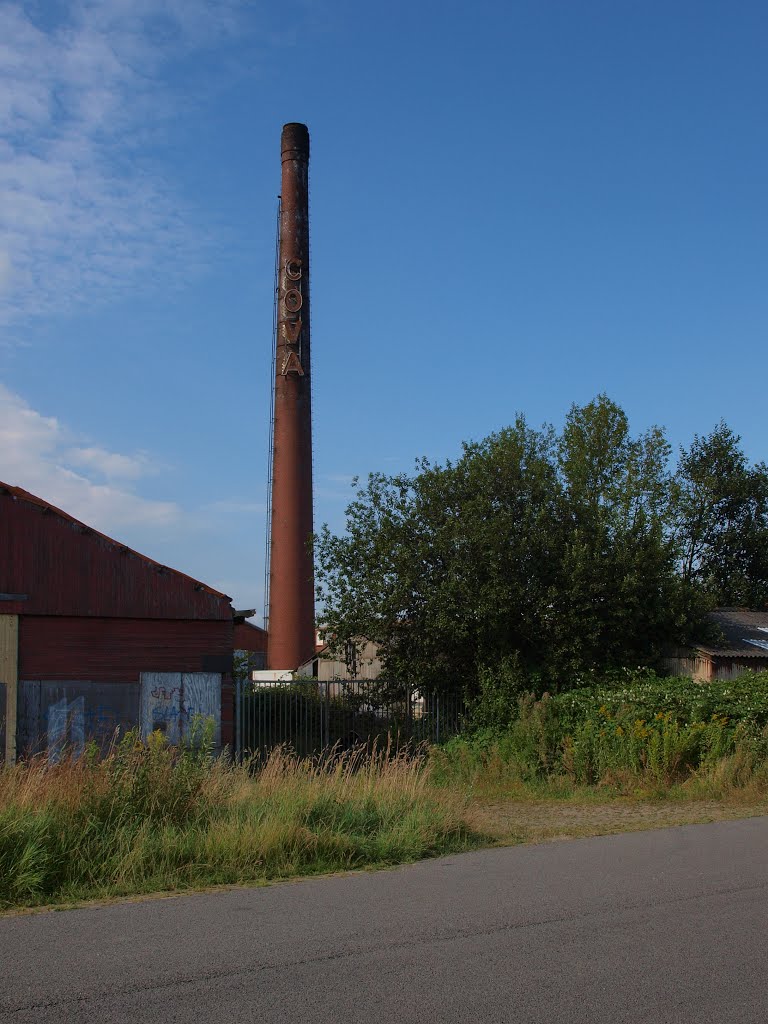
[434,670,768,792]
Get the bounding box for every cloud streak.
[0,0,249,330]
[0,381,178,529]
[64,445,158,480]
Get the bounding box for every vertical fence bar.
[235,670,242,763]
[240,680,463,760]
[323,682,329,750]
[257,684,264,757]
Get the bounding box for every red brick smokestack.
[267,123,315,670]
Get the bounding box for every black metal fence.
[234,679,466,761]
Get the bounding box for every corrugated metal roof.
[695,608,768,658]
[1,480,233,619]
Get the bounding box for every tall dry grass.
[0,733,479,911]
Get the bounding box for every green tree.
[316,416,563,692]
[316,396,696,694]
[547,396,690,678]
[675,423,768,607]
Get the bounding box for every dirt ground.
[468,798,768,845]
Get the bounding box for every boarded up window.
[140,672,221,747]
[18,681,140,758]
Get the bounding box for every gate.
[234,678,465,761]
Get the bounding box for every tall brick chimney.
[266,123,315,670]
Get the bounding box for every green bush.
[551,671,768,730]
[434,671,768,790]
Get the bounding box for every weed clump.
[0,732,478,911]
[433,671,768,798]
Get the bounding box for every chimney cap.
[281,122,309,158]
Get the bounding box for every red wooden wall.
[19,617,233,681]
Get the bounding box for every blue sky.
[1,0,766,620]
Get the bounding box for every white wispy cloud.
[0,381,269,606]
[64,445,158,480]
[0,381,178,529]
[0,0,250,329]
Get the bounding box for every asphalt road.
[1,817,767,1023]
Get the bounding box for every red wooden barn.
[0,481,258,760]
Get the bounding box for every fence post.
[234,669,242,763]
[323,682,330,750]
[435,692,440,745]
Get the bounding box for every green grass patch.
[5,672,768,913]
[0,734,482,911]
